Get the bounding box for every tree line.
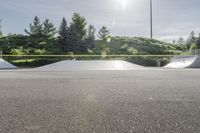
[174,31,200,51]
[0,13,110,55]
[1,14,200,56]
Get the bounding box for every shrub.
[10,47,28,55]
[127,47,138,55]
[33,49,47,55]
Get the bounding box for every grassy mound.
[94,36,178,55]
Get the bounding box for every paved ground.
[0,69,200,132]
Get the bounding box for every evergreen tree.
[185,31,196,50]
[0,19,2,37]
[98,26,110,40]
[84,25,96,49]
[189,31,196,43]
[69,13,87,52]
[195,33,200,49]
[172,40,176,45]
[68,25,78,52]
[177,37,186,50]
[177,37,184,46]
[87,25,96,41]
[25,16,43,37]
[58,17,70,52]
[70,13,87,40]
[43,19,56,38]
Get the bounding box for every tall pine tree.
[186,31,196,50]
[69,13,87,53]
[0,19,2,37]
[58,17,70,52]
[70,13,87,40]
[25,16,43,37]
[177,37,184,46]
[195,33,200,49]
[43,19,56,38]
[98,26,110,41]
[84,25,96,49]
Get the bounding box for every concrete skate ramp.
[36,60,144,71]
[165,55,200,68]
[0,59,17,69]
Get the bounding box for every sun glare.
[115,0,131,10]
[111,0,141,11]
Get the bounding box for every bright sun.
[114,0,131,10]
[112,0,141,11]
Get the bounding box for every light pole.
[150,0,153,39]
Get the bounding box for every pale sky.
[1,0,200,41]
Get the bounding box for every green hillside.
[94,36,179,55]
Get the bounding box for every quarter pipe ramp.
[165,55,200,68]
[0,59,17,69]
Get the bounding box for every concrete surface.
[0,69,200,132]
[36,60,144,71]
[165,55,200,68]
[0,59,16,69]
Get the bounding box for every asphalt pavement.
[0,69,200,132]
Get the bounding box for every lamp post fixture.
[150,0,153,39]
